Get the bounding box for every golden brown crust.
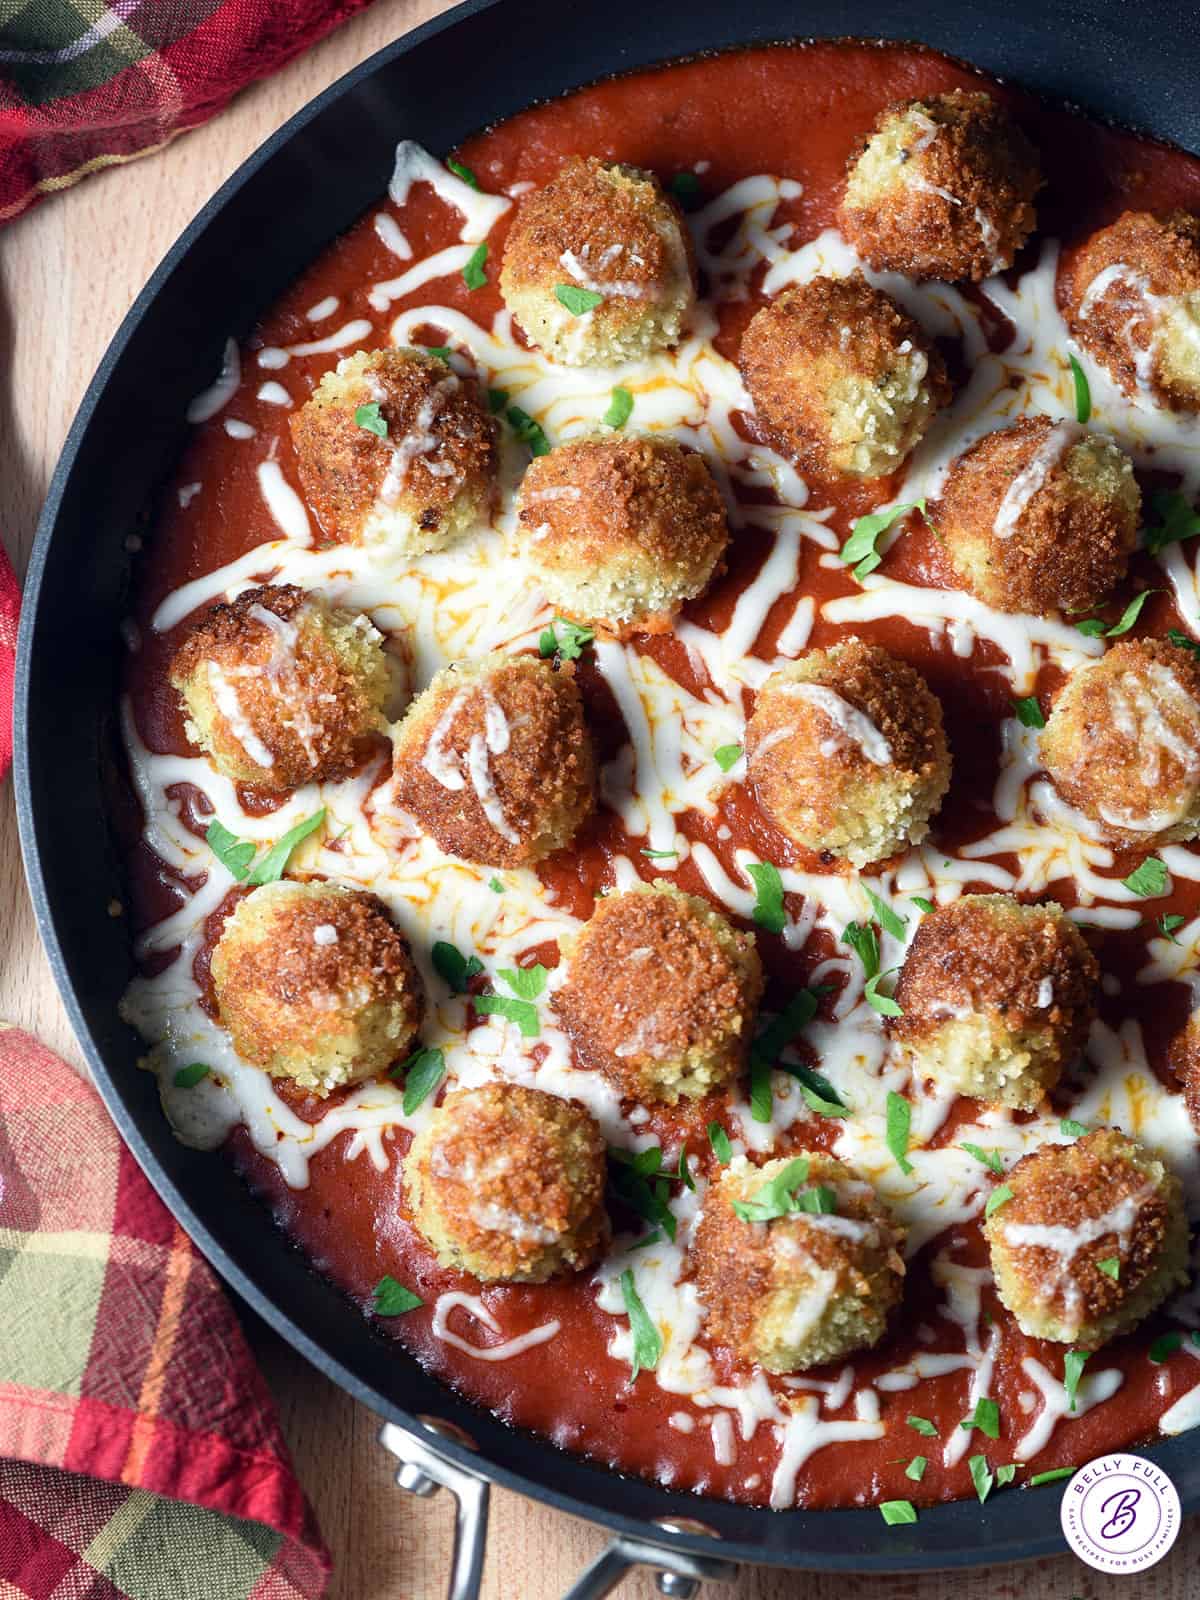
[289,348,497,547]
[552,883,763,1103]
[1064,210,1200,412]
[839,90,1042,283]
[1041,638,1200,847]
[169,582,389,792]
[931,415,1140,616]
[738,273,951,476]
[391,653,596,868]
[514,433,729,634]
[404,1082,610,1283]
[1168,1010,1200,1135]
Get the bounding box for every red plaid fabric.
[0,1,377,224]
[0,1025,331,1599]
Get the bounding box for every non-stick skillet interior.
[15,0,1200,1571]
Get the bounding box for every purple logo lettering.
[1099,1486,1141,1540]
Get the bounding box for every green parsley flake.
[1149,1331,1184,1364]
[907,1415,938,1437]
[1064,1349,1089,1411]
[487,387,509,413]
[506,404,550,455]
[968,1454,995,1504]
[372,1275,423,1316]
[463,243,488,290]
[354,401,388,438]
[393,1047,446,1115]
[732,1158,837,1223]
[173,1062,209,1089]
[446,157,479,189]
[1159,913,1187,943]
[432,940,483,994]
[608,1152,677,1242]
[603,386,634,428]
[206,819,256,879]
[747,861,786,933]
[424,345,452,363]
[879,1499,918,1526]
[911,896,936,915]
[749,1055,774,1124]
[1097,1257,1120,1280]
[474,978,541,1036]
[1029,1467,1074,1487]
[619,1268,662,1379]
[555,283,604,316]
[905,1456,928,1482]
[713,743,743,772]
[865,888,907,940]
[670,171,702,201]
[1013,696,1045,729]
[488,877,505,894]
[207,810,326,886]
[960,1397,1001,1439]
[961,1143,1005,1174]
[843,920,880,980]
[1168,627,1200,658]
[496,963,548,1001]
[1060,1118,1088,1138]
[1076,589,1161,639]
[985,1184,1014,1218]
[539,616,594,660]
[885,1091,914,1176]
[1145,490,1200,556]
[995,1464,1017,1488]
[707,1122,733,1163]
[841,500,925,580]
[1068,353,1091,424]
[786,1060,848,1119]
[641,848,679,860]
[1123,856,1168,897]
[865,967,903,1018]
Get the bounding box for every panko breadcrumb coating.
[1042,637,1200,848]
[839,90,1042,283]
[932,415,1140,616]
[1168,1009,1200,1135]
[693,1153,906,1374]
[552,881,763,1104]
[745,640,950,867]
[403,1082,609,1283]
[739,274,951,479]
[289,347,496,553]
[169,582,389,792]
[1064,210,1200,414]
[985,1129,1189,1348]
[513,433,728,635]
[211,880,424,1096]
[890,895,1097,1109]
[499,156,695,366]
[391,652,595,868]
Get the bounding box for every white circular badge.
[1060,1454,1181,1574]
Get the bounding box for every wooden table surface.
[1,2,1196,1594]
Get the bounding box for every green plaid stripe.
[0,0,212,108]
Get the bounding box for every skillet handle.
[379,1420,489,1600]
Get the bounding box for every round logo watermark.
[1060,1454,1180,1574]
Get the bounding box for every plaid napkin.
[0,0,377,225]
[0,1025,332,1599]
[0,546,15,777]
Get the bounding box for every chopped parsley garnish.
[865,967,903,1018]
[885,1091,914,1176]
[841,500,926,580]
[911,896,936,915]
[486,386,509,413]
[1060,1118,1088,1138]
[496,963,548,1001]
[905,1456,928,1482]
[1064,1349,1089,1411]
[539,616,594,660]
[1168,626,1200,658]
[747,861,786,933]
[424,345,452,362]
[1149,1331,1184,1364]
[446,157,479,189]
[985,1184,1014,1218]
[630,1228,663,1250]
[608,1148,679,1241]
[1076,589,1160,638]
[1067,353,1091,424]
[748,990,842,1120]
[879,1499,918,1526]
[707,1122,733,1164]
[372,1276,423,1316]
[1123,856,1168,898]
[1013,696,1045,729]
[907,1415,938,1438]
[842,920,880,980]
[968,1455,995,1504]
[173,1062,209,1089]
[669,170,703,202]
[641,848,679,860]
[1144,490,1200,556]
[475,968,544,1037]
[603,386,634,429]
[206,809,326,886]
[960,1397,1001,1439]
[961,1143,1005,1174]
[393,1046,446,1114]
[354,401,388,438]
[865,888,907,940]
[1097,1257,1121,1280]
[1029,1467,1074,1487]
[432,940,483,993]
[463,242,488,290]
[506,404,550,455]
[732,1157,837,1223]
[995,1464,1017,1488]
[749,1055,774,1124]
[555,283,604,316]
[1158,913,1187,943]
[619,1268,662,1379]
[713,743,743,773]
[488,877,505,894]
[785,1061,849,1119]
[206,819,255,878]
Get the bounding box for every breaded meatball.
[211,880,423,1095]
[169,582,389,792]
[403,1082,609,1283]
[1168,1009,1200,1134]
[693,1153,906,1374]
[1041,638,1200,847]
[499,156,695,366]
[839,90,1041,283]
[289,348,496,553]
[745,640,950,868]
[552,881,763,1104]
[391,652,595,868]
[739,274,951,479]
[932,416,1140,616]
[890,895,1097,1109]
[1064,210,1200,414]
[513,433,728,635]
[985,1129,1189,1347]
